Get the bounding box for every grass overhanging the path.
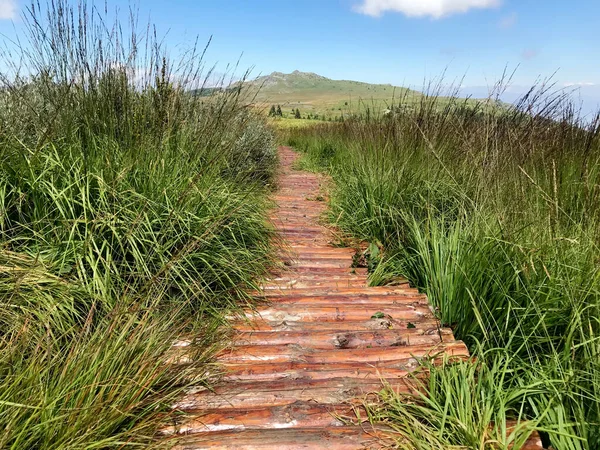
[285,86,600,449]
[0,1,277,448]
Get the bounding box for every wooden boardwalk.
[166,147,543,449]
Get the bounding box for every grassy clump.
[367,354,543,450]
[286,87,600,448]
[0,1,276,448]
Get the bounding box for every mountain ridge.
[243,70,417,118]
[248,70,398,90]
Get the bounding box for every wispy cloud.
[0,0,17,19]
[354,0,501,19]
[564,81,597,87]
[498,12,517,29]
[521,49,539,60]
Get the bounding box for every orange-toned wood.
[161,401,365,435]
[233,328,448,348]
[232,304,434,322]
[220,361,421,382]
[170,426,390,450]
[229,318,443,332]
[256,286,413,296]
[173,377,416,410]
[216,341,469,366]
[253,293,429,305]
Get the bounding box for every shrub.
[228,116,278,183]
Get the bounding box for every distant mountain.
[242,71,420,118]
[250,70,330,89]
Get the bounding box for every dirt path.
[166,147,542,449]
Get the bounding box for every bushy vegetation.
[286,88,600,449]
[0,1,276,448]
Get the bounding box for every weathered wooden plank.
[173,377,414,410]
[253,293,429,305]
[256,286,413,297]
[230,318,441,332]
[169,426,390,450]
[220,361,420,382]
[232,303,434,322]
[233,328,446,349]
[161,401,363,435]
[216,341,469,364]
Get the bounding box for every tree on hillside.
[294,108,301,119]
[268,105,276,117]
[276,105,282,116]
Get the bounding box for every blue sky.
[1,0,598,109]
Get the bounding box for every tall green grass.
[0,1,276,448]
[286,86,600,449]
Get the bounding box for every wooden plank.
[221,361,420,382]
[253,293,429,305]
[233,328,447,349]
[232,303,434,322]
[169,426,390,450]
[160,401,363,435]
[216,341,469,364]
[230,318,442,332]
[172,378,415,410]
[257,286,413,297]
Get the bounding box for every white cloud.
[354,0,501,18]
[0,0,17,19]
[498,12,517,29]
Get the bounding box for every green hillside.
[245,70,423,119]
[243,71,500,120]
